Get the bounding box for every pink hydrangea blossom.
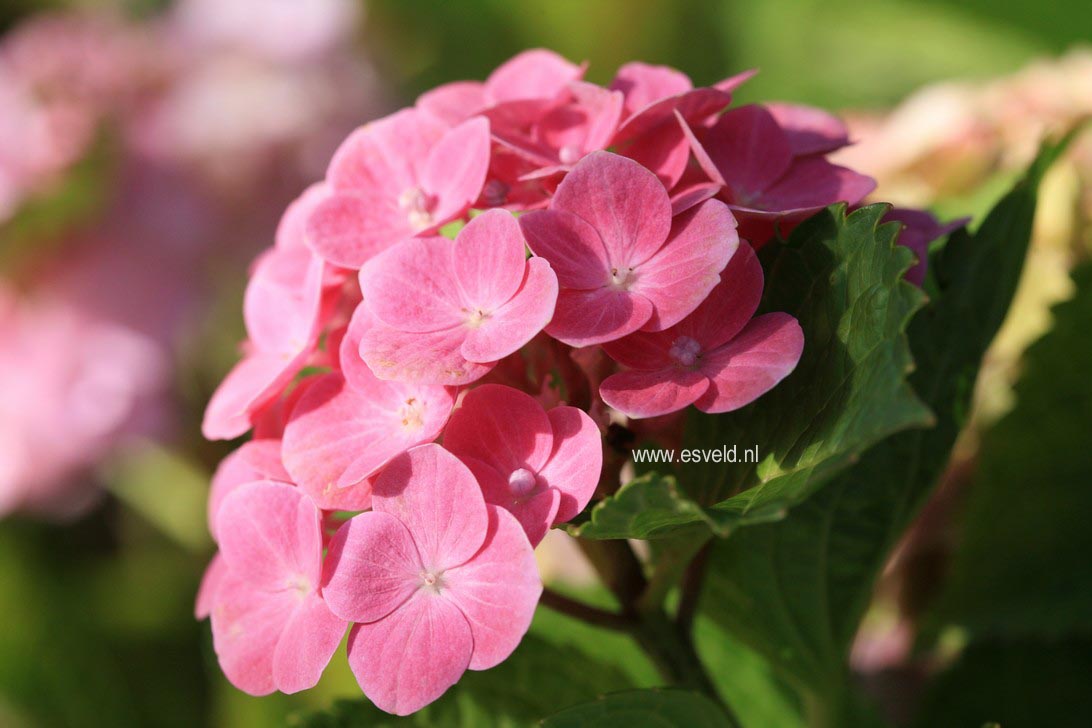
[306,109,491,268]
[443,384,601,545]
[208,438,290,541]
[205,481,347,695]
[322,444,541,715]
[519,151,737,346]
[600,242,804,418]
[357,208,558,384]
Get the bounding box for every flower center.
[398,186,435,231]
[507,468,537,497]
[558,144,581,165]
[482,179,509,207]
[609,266,634,289]
[419,570,445,593]
[465,308,490,328]
[668,336,702,367]
[398,397,424,430]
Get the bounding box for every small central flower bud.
[398,397,424,430]
[507,468,537,497]
[609,266,634,289]
[482,179,509,207]
[668,336,702,367]
[398,186,435,231]
[558,145,581,165]
[419,570,444,593]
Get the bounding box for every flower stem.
[539,587,636,632]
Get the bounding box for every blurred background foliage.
[1,0,1090,726]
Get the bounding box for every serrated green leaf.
[575,203,930,540]
[697,136,1061,699]
[567,472,719,539]
[291,635,637,727]
[930,264,1092,639]
[540,689,732,728]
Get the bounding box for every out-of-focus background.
[1,1,1089,726]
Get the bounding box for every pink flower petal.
[282,372,452,494]
[208,439,289,541]
[695,105,793,200]
[632,199,737,331]
[217,481,323,591]
[422,116,490,223]
[327,109,445,194]
[766,102,851,156]
[416,81,488,126]
[195,552,228,620]
[460,257,558,363]
[485,49,583,104]
[244,246,325,355]
[359,237,464,333]
[673,240,764,351]
[618,123,692,188]
[276,182,331,251]
[443,384,555,474]
[444,505,542,670]
[345,591,472,716]
[546,286,654,347]
[610,62,692,119]
[601,328,678,371]
[761,156,876,212]
[551,152,671,268]
[452,209,527,312]
[306,191,409,269]
[600,368,710,419]
[535,82,624,161]
[670,180,721,216]
[359,311,495,386]
[271,592,347,694]
[202,352,301,440]
[539,406,602,524]
[519,208,610,290]
[372,444,488,571]
[696,312,804,413]
[322,511,423,623]
[210,572,296,696]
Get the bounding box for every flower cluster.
[197,50,938,715]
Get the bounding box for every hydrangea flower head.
[322,444,541,715]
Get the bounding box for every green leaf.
[577,203,931,539]
[567,472,719,539]
[697,137,1062,696]
[912,640,1092,728]
[540,689,732,728]
[930,263,1092,639]
[292,635,637,727]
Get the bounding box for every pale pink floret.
[201,244,328,440]
[443,384,602,546]
[600,242,804,419]
[306,108,491,269]
[207,481,347,695]
[358,209,558,385]
[282,308,455,510]
[322,444,541,716]
[519,151,737,347]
